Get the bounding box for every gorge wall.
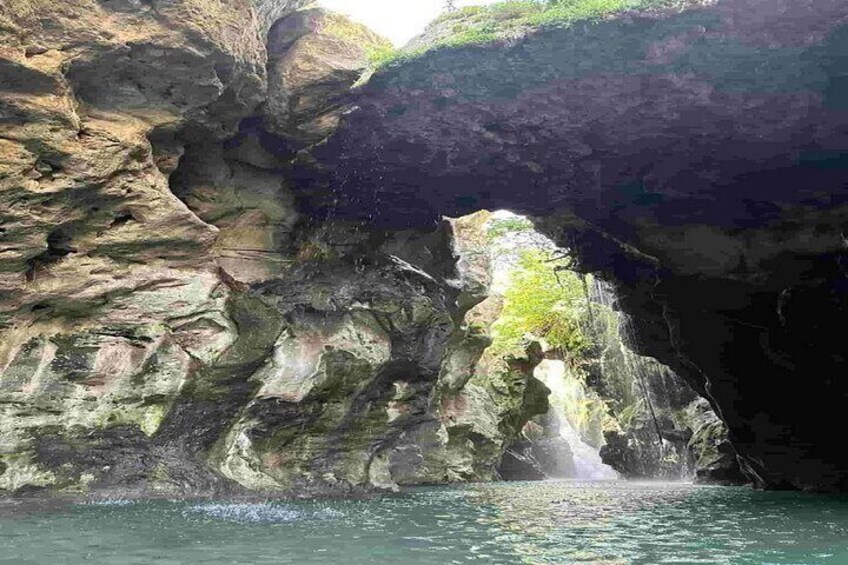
[0,0,845,494]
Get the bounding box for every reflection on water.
[468,480,848,564]
[1,480,847,565]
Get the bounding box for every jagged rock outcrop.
[0,0,308,493]
[264,8,390,145]
[200,212,550,493]
[685,397,745,485]
[510,415,576,479]
[597,359,745,484]
[301,0,848,491]
[441,339,550,482]
[208,223,455,492]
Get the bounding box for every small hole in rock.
[110,212,135,228]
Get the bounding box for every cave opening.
[439,209,741,484]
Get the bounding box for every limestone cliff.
[0,0,309,493]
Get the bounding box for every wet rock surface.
[0,0,306,494]
[301,0,848,491]
[0,0,846,495]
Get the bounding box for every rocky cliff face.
[0,0,546,493]
[301,0,848,492]
[0,2,376,494]
[0,0,308,493]
[597,356,744,484]
[2,0,846,495]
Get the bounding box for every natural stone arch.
[299,0,848,490]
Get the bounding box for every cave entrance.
[464,210,739,484]
[162,111,745,490]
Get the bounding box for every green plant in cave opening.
[367,43,402,67]
[482,212,683,455]
[491,249,589,357]
[486,215,535,240]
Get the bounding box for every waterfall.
[588,277,616,310]
[587,278,665,443]
[534,360,619,480]
[558,415,619,480]
[584,277,686,471]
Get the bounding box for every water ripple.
[3,481,848,564]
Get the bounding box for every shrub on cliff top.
[372,0,698,68]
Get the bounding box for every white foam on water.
[183,502,304,524]
[83,499,138,507]
[312,507,345,519]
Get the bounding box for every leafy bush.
[367,43,402,66]
[492,249,589,355]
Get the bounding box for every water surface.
[2,480,847,564]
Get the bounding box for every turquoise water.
[2,481,847,564]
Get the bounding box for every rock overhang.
[292,0,848,491]
[301,0,848,233]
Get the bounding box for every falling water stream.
[534,360,619,481]
[585,277,678,457]
[558,418,620,480]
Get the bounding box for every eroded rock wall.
[303,0,848,491]
[2,1,540,495]
[0,0,544,496]
[0,0,308,493]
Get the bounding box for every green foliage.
[492,249,589,355]
[617,399,644,430]
[486,216,535,240]
[367,43,402,66]
[370,0,696,69]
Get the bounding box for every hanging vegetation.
[491,249,590,356]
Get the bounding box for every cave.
[291,0,848,492]
[1,0,848,562]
